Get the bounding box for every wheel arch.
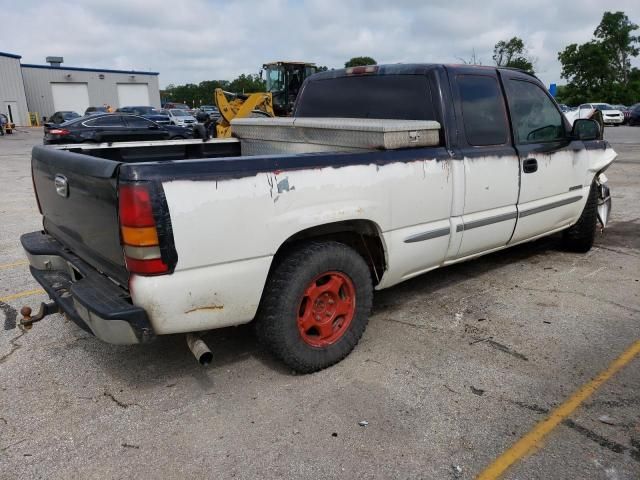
[270,219,388,286]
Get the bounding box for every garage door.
[117,84,150,108]
[51,83,90,116]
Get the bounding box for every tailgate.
[31,145,128,286]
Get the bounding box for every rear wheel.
[562,182,598,252]
[255,241,373,373]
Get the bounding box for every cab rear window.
[295,75,438,121]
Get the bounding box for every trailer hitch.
[18,302,59,331]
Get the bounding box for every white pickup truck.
[21,64,614,372]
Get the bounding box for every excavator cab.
[263,61,317,116]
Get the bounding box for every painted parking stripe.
[476,339,640,480]
[0,260,28,270]
[0,289,45,303]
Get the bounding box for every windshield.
[594,104,613,110]
[171,109,189,116]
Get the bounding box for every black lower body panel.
[21,231,154,344]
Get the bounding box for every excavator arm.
[214,88,274,138]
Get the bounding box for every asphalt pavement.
[0,127,638,479]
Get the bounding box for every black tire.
[172,135,185,140]
[562,182,598,252]
[255,241,373,373]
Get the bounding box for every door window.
[125,116,154,128]
[85,115,125,127]
[505,80,565,144]
[457,75,509,146]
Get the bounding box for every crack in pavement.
[103,391,139,409]
[509,400,640,462]
[0,331,25,365]
[1,301,17,330]
[524,286,640,314]
[471,337,529,361]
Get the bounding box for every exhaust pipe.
[186,333,213,365]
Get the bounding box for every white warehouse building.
[0,52,29,126]
[0,51,161,124]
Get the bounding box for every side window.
[125,116,153,127]
[505,80,565,144]
[295,75,438,122]
[457,75,508,146]
[86,115,125,127]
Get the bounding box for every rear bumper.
[21,231,154,344]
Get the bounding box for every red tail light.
[119,184,155,227]
[118,183,169,275]
[48,128,70,135]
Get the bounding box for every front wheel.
[562,182,597,252]
[255,241,373,373]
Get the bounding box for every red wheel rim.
[297,271,356,347]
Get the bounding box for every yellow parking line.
[0,288,45,303]
[0,260,28,270]
[476,339,640,480]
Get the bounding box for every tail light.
[48,128,70,135]
[118,182,170,275]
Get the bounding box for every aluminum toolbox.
[231,117,441,155]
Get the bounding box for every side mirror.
[572,119,601,141]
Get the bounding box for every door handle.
[523,158,538,173]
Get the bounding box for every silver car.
[166,109,197,127]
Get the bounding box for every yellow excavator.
[215,61,317,138]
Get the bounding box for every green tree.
[493,37,535,74]
[558,11,639,105]
[344,56,377,67]
[594,11,640,84]
[228,74,266,94]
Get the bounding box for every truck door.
[499,70,589,244]
[448,69,520,259]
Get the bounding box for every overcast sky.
[3,0,640,88]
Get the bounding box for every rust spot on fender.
[185,305,224,314]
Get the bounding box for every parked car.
[166,109,197,127]
[628,103,640,126]
[163,102,191,111]
[195,105,221,122]
[578,103,624,125]
[47,111,81,125]
[117,106,171,125]
[43,113,193,144]
[84,106,109,115]
[22,63,614,373]
[611,105,631,124]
